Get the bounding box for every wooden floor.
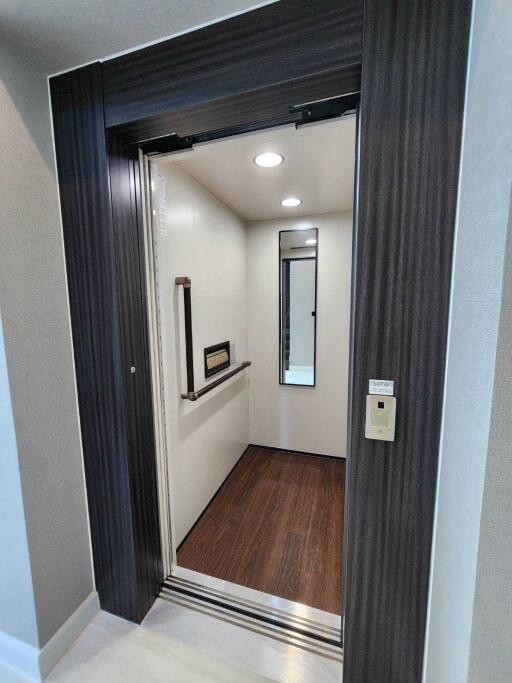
[177,446,345,614]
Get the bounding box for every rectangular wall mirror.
[279,228,318,386]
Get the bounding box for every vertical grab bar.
[175,277,194,396]
[175,276,251,401]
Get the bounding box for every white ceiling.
[2,0,275,75]
[159,117,356,221]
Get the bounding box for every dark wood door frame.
[49,0,471,680]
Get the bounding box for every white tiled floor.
[4,596,342,682]
[145,596,342,683]
[46,609,273,683]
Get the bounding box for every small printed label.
[369,379,394,396]
[159,174,167,236]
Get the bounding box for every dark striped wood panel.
[50,65,140,620]
[102,0,363,141]
[343,1,472,681]
[110,66,361,145]
[107,134,163,620]
[50,0,364,627]
[49,1,470,667]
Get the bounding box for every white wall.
[424,0,512,680]
[155,163,249,546]
[0,38,94,656]
[247,212,352,457]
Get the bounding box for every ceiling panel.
[159,116,356,221]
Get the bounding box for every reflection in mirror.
[279,228,318,386]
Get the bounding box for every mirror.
[279,228,318,386]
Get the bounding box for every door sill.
[162,567,342,655]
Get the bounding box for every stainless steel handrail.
[175,276,251,401]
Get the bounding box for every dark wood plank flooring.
[177,446,344,614]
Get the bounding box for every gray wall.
[424,0,512,680]
[0,311,39,646]
[0,40,94,647]
[468,195,512,682]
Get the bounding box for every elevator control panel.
[365,394,396,441]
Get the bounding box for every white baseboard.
[39,591,99,679]
[0,591,99,682]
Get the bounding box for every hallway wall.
[155,163,249,547]
[0,40,94,653]
[468,194,512,681]
[247,212,352,457]
[0,309,38,649]
[424,0,512,680]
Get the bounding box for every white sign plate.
[369,379,394,396]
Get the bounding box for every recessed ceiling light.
[254,152,283,168]
[281,197,301,207]
[305,238,317,245]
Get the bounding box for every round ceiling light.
[281,197,302,207]
[253,152,283,168]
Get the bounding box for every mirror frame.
[278,227,318,387]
